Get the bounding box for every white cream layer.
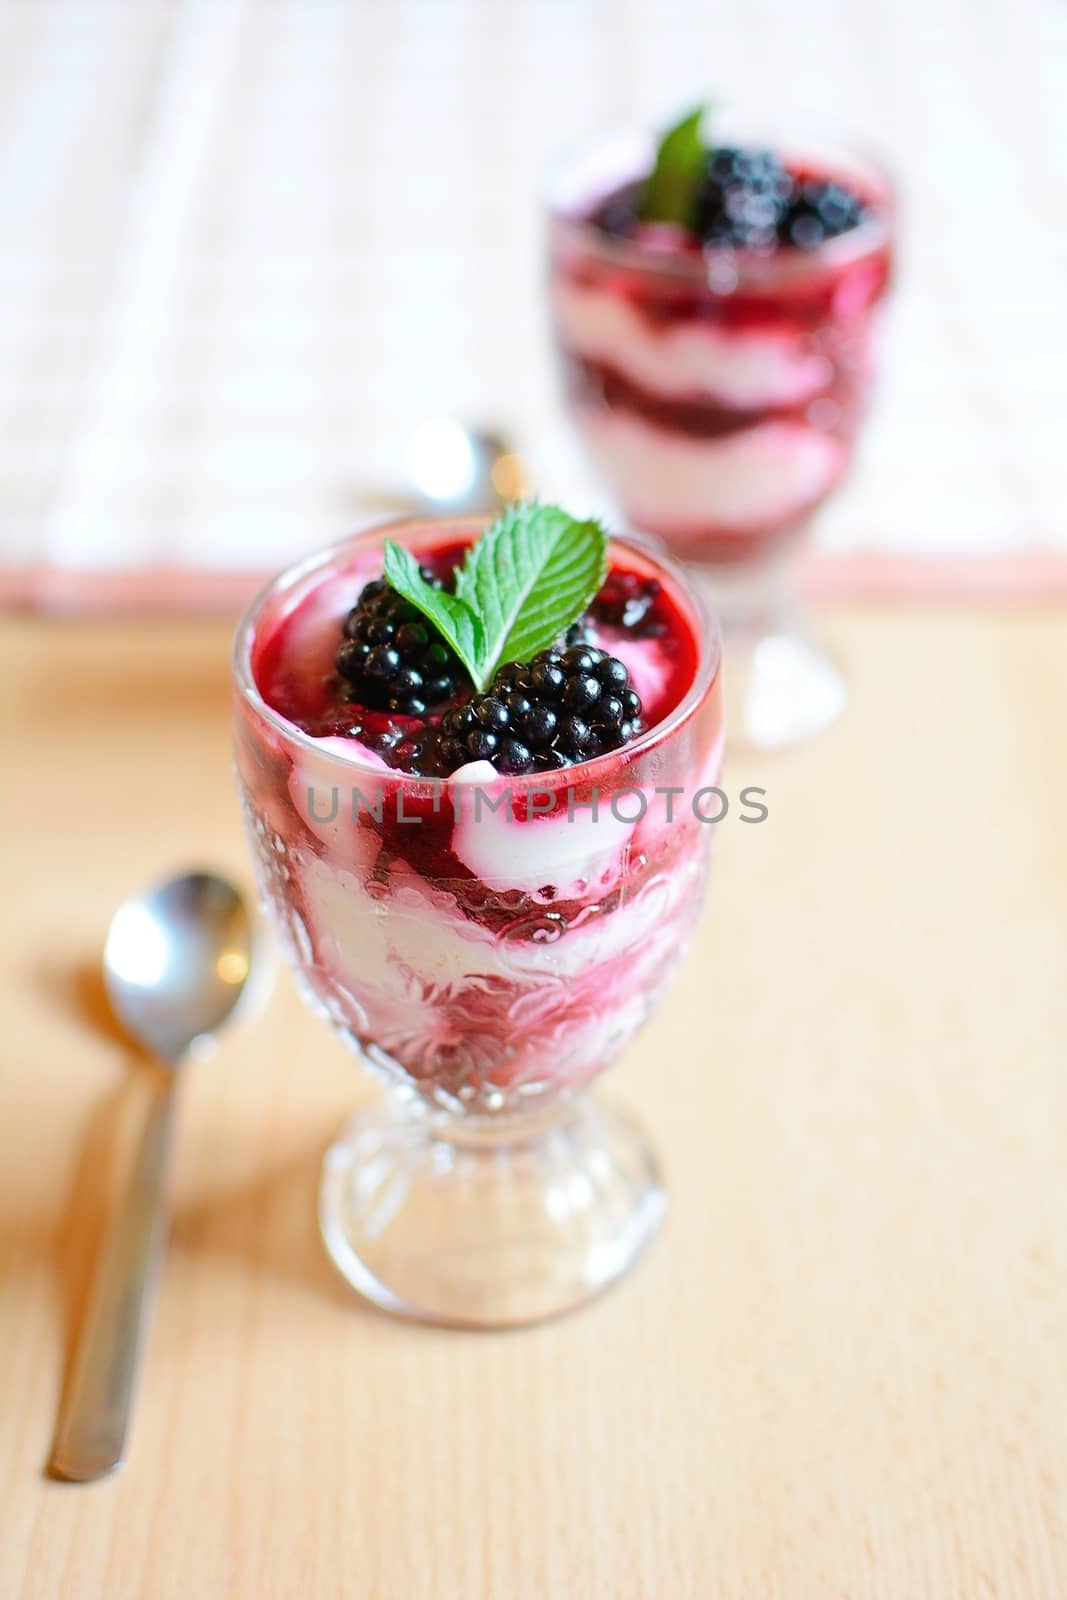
[554,280,831,408]
[296,831,704,999]
[574,405,844,535]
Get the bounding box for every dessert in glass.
[547,108,893,746]
[233,506,723,1326]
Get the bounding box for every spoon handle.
[50,1077,177,1481]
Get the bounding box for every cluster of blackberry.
[434,642,643,775]
[593,144,869,251]
[697,147,868,250]
[335,574,461,716]
[695,146,868,250]
[333,580,647,778]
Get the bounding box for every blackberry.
[335,573,463,714]
[590,573,663,637]
[428,645,644,776]
[695,145,794,249]
[779,179,867,248]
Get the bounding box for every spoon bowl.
[104,872,256,1063]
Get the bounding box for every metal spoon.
[404,420,527,515]
[49,871,262,1482]
[351,421,527,519]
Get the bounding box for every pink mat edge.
[2,552,1067,616]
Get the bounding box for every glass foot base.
[727,628,846,750]
[319,1092,666,1327]
[693,552,846,751]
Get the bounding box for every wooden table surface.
[2,609,1065,1599]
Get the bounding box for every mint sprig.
[454,503,608,669]
[638,104,709,228]
[383,541,486,687]
[383,504,608,694]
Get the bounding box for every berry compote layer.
[234,518,723,1111]
[548,133,892,563]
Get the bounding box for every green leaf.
[383,540,485,688]
[638,104,708,228]
[455,503,608,684]
[383,507,608,694]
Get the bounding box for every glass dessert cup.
[233,516,724,1326]
[547,124,893,749]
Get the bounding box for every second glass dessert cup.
[547,123,894,748]
[233,517,724,1327]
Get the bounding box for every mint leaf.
[383,506,608,693]
[638,105,707,228]
[455,504,607,683]
[383,540,485,688]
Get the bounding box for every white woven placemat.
[1,0,1065,592]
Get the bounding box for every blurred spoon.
[50,871,264,1482]
[350,420,527,519]
[404,419,526,514]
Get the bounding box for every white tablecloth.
[2,0,1065,582]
